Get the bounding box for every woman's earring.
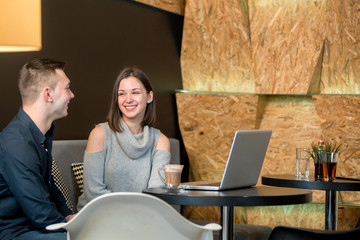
[147,101,151,104]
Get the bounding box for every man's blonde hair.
[18,59,66,104]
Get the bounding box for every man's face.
[51,69,74,120]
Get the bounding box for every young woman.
[77,67,170,210]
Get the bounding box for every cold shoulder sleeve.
[77,150,111,210]
[147,150,171,188]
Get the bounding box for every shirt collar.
[17,107,55,144]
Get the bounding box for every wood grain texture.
[176,92,258,223]
[167,0,360,230]
[140,0,360,94]
[243,204,360,230]
[250,0,326,94]
[176,92,360,229]
[180,0,360,94]
[180,0,254,92]
[242,204,325,229]
[312,95,360,204]
[177,0,360,227]
[176,92,258,181]
[320,0,360,94]
[133,0,185,15]
[256,95,325,203]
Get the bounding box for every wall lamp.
[0,0,41,52]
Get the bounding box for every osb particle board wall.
[176,92,360,230]
[136,0,360,230]
[133,0,185,15]
[181,0,360,94]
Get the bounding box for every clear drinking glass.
[296,148,310,179]
[324,152,338,181]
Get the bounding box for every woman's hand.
[65,214,77,222]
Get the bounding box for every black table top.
[143,186,312,207]
[262,174,360,191]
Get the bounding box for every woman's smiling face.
[117,76,153,122]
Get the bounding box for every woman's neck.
[122,118,143,135]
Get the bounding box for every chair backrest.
[47,192,221,240]
[52,140,88,209]
[268,226,360,240]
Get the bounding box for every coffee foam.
[165,168,182,172]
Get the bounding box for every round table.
[262,174,360,230]
[143,186,312,240]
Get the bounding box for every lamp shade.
[0,0,42,52]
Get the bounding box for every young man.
[0,59,75,240]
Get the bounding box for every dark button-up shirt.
[0,108,71,240]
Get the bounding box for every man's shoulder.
[0,120,31,150]
[1,120,29,139]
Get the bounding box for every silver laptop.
[181,129,272,191]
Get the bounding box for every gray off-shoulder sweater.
[77,121,170,210]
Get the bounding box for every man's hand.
[65,214,77,222]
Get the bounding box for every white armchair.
[47,192,221,240]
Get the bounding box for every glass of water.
[296,148,310,179]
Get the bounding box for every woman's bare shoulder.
[155,132,170,152]
[86,125,105,153]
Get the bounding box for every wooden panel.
[175,92,258,181]
[321,0,360,94]
[181,0,360,94]
[313,95,360,204]
[250,0,326,94]
[180,0,254,92]
[176,93,360,229]
[177,0,360,230]
[133,0,185,15]
[244,204,360,230]
[338,206,360,230]
[256,95,325,202]
[243,204,325,229]
[176,92,258,223]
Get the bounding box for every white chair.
[47,192,221,240]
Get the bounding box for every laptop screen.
[182,129,272,191]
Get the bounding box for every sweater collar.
[115,118,153,159]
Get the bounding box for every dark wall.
[0,0,184,140]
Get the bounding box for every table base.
[220,206,234,240]
[325,190,338,230]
